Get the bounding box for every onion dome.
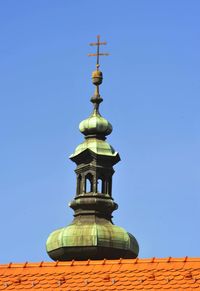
[46,220,139,261]
[78,67,112,140]
[79,110,112,137]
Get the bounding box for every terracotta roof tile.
[0,258,200,290]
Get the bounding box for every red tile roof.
[0,257,200,290]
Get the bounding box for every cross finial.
[88,35,109,70]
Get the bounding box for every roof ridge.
[1,257,200,269]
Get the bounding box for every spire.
[46,37,139,261]
[79,36,112,139]
[88,35,109,113]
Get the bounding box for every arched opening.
[97,178,103,193]
[85,173,93,193]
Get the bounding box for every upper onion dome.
[79,110,113,137]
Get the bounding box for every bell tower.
[70,36,120,221]
[46,36,139,261]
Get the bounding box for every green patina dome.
[79,110,112,137]
[46,221,139,261]
[70,137,118,158]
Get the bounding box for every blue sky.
[0,0,199,263]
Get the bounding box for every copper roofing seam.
[1,257,200,269]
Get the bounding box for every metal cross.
[88,35,109,69]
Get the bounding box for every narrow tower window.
[85,173,93,193]
[97,178,103,193]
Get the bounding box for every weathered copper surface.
[46,37,139,261]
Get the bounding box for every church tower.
[46,36,139,261]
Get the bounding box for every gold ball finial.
[92,70,103,86]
